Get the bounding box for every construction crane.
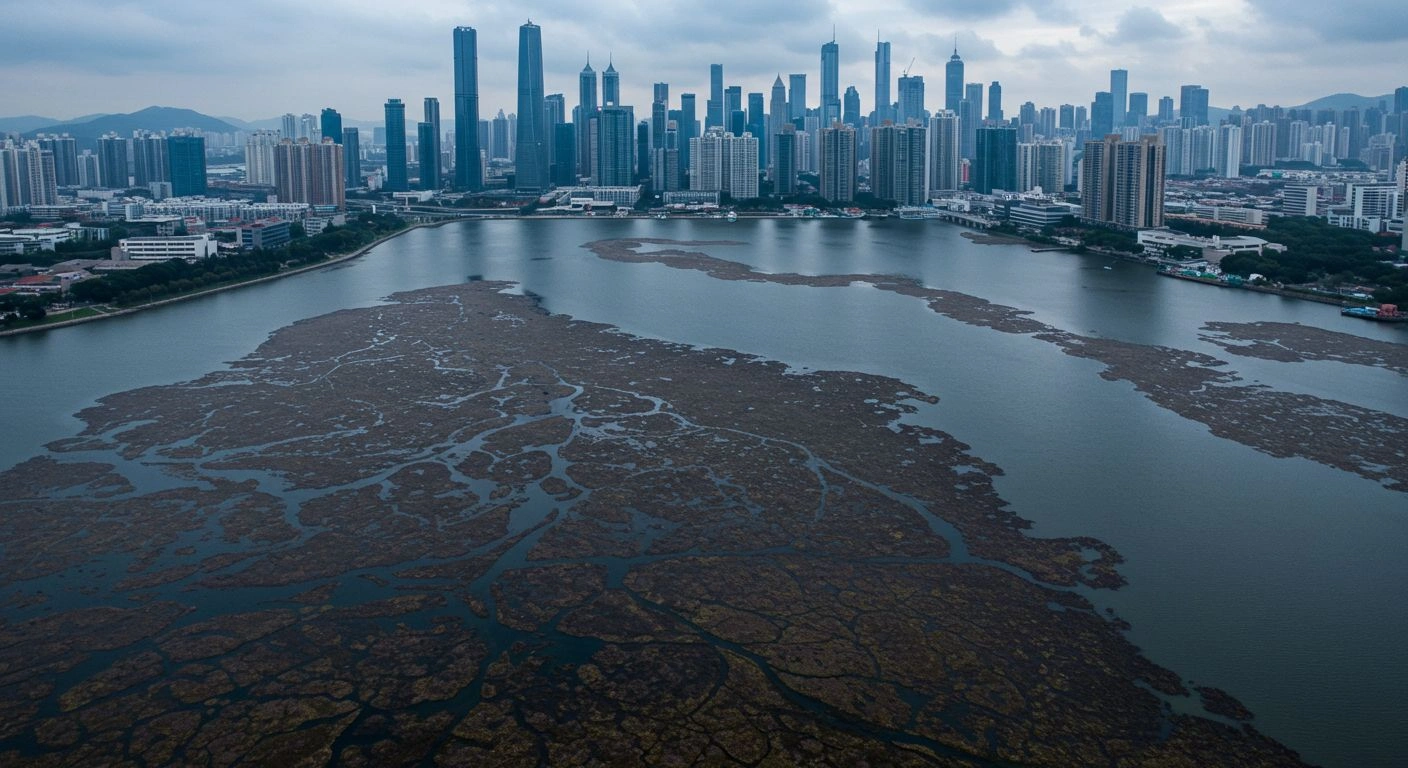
[903,57,915,77]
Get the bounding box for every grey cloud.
[1246,0,1408,42]
[1103,7,1186,44]
[902,0,1075,23]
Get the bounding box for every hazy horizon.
[6,1,1406,124]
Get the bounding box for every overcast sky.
[6,0,1406,123]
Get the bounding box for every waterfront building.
[818,124,856,203]
[973,126,1018,194]
[870,123,927,206]
[1082,134,1165,228]
[422,97,442,188]
[768,76,788,181]
[384,98,408,192]
[453,27,483,190]
[774,124,797,195]
[594,105,634,187]
[577,57,598,181]
[928,111,961,193]
[515,21,549,191]
[553,123,578,188]
[117,234,218,261]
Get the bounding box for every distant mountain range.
[3,93,1397,146]
[1291,93,1394,112]
[17,107,241,147]
[0,115,64,133]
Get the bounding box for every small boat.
[725,212,738,222]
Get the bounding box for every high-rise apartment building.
[594,105,634,187]
[274,138,345,209]
[1018,141,1064,193]
[245,130,280,186]
[928,111,961,193]
[870,123,927,205]
[1216,124,1243,178]
[35,135,77,187]
[514,21,549,191]
[1082,134,1164,228]
[819,124,856,202]
[97,134,128,189]
[132,133,169,188]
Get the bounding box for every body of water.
[2,218,1404,767]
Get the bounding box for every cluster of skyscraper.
[0,131,207,209]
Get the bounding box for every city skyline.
[5,1,1406,123]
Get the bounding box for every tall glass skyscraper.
[166,134,206,197]
[821,39,840,127]
[320,108,342,146]
[342,128,361,188]
[453,27,482,191]
[514,21,548,191]
[1110,69,1128,130]
[384,98,407,192]
[874,40,891,124]
[945,42,964,113]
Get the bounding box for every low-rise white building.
[117,234,219,261]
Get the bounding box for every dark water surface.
[2,219,1404,767]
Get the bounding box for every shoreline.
[0,220,446,339]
